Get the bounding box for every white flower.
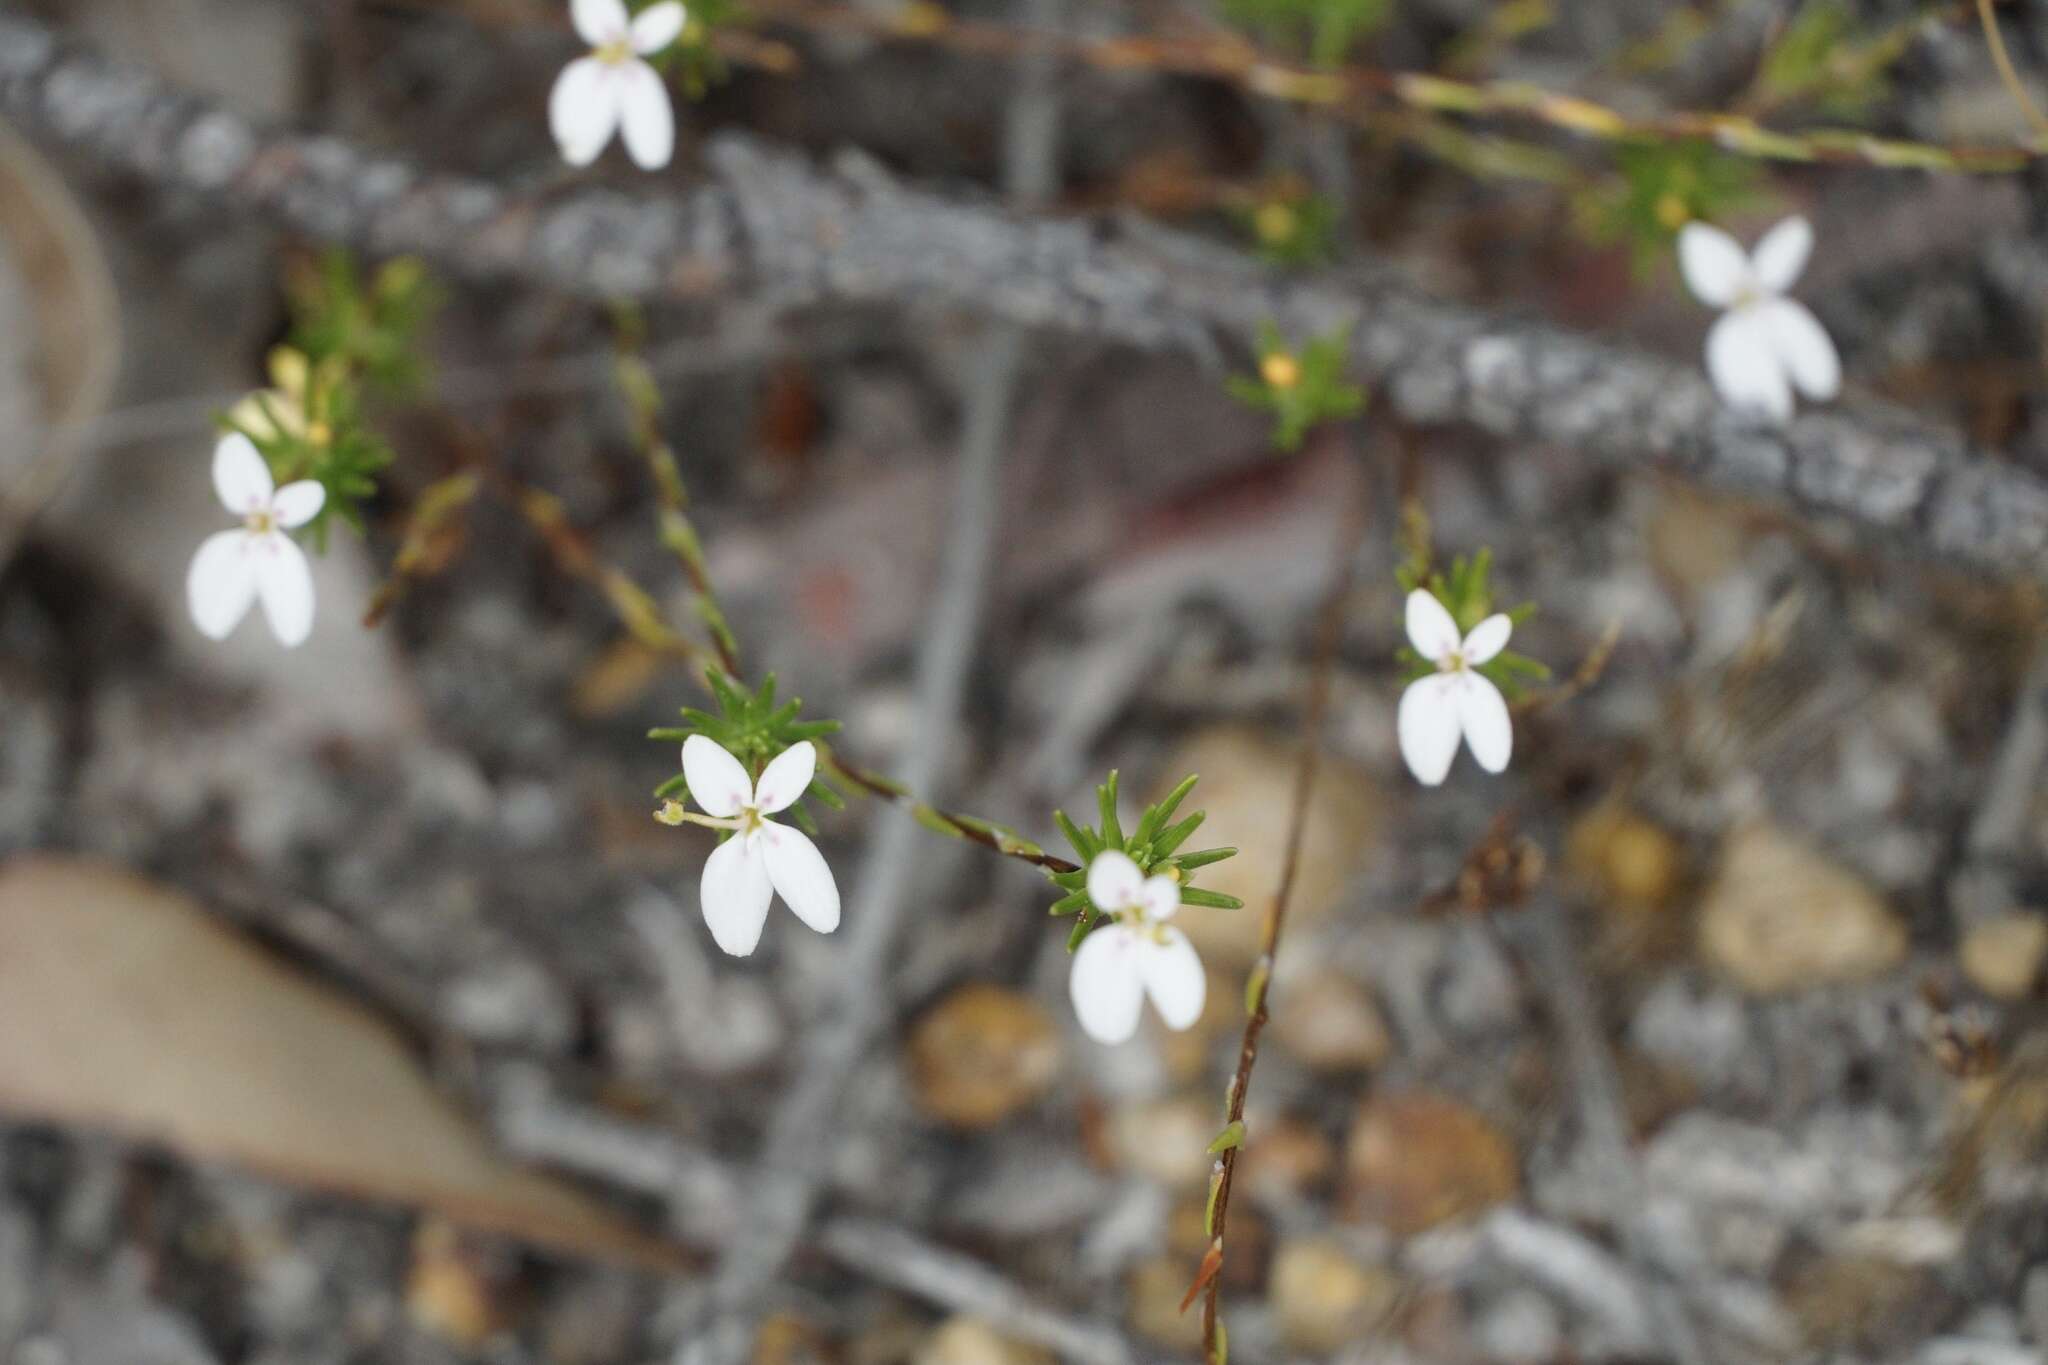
[549,0,685,170]
[186,433,325,648]
[1396,589,1513,786]
[1678,215,1841,423]
[1069,849,1206,1045]
[681,735,840,956]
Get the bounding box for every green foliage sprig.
[1396,548,1550,698]
[650,671,844,834]
[1045,771,1241,949]
[1577,142,1761,275]
[222,252,438,548]
[1223,0,1392,68]
[1226,321,1366,452]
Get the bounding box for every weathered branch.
[2,9,2045,581]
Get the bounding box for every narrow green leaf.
[1098,772,1123,849]
[1174,846,1238,871]
[1178,887,1244,910]
[1152,811,1206,858]
[1207,1121,1246,1155]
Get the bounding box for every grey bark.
[1,8,2045,581]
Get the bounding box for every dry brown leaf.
[0,856,687,1275]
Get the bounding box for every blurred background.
[2,1,2048,1362]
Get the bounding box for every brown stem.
[1977,0,2048,139]
[740,0,2037,172]
[824,755,1080,875]
[1197,430,1371,1360]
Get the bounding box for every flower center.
[1441,649,1468,675]
[739,805,766,837]
[244,507,277,535]
[596,37,634,64]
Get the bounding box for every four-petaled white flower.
[1396,588,1513,787]
[1069,849,1206,1045]
[550,0,686,170]
[1678,215,1840,424]
[681,735,841,956]
[186,433,326,648]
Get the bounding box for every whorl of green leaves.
[1225,321,1366,453]
[1046,771,1242,950]
[649,671,845,835]
[1396,549,1550,698]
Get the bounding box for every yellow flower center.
[597,37,634,64]
[1261,352,1302,390]
[245,508,276,535]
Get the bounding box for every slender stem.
[1976,0,2048,138]
[1198,432,1370,1359]
[361,470,480,627]
[739,0,2040,172]
[612,318,745,679]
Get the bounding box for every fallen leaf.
[0,856,686,1274]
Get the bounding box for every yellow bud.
[1254,201,1298,245]
[655,800,688,826]
[1261,352,1302,390]
[1654,192,1690,232]
[268,346,310,399]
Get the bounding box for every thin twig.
[1196,428,1371,1359]
[611,319,743,678]
[740,0,2042,172]
[1976,0,2048,139]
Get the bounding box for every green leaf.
[1151,811,1206,858]
[1207,1120,1247,1155]
[1173,846,1239,872]
[1178,888,1245,910]
[1097,771,1123,849]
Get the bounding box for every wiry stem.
[1976,0,2048,140]
[741,0,2042,172]
[1194,431,1371,1360]
[611,315,744,679]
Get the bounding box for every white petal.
[571,0,630,45]
[682,734,752,817]
[1705,309,1792,423]
[615,61,675,171]
[1137,875,1180,923]
[752,741,815,814]
[1138,928,1206,1031]
[630,1,686,53]
[254,534,316,648]
[1758,298,1840,402]
[549,57,620,166]
[1751,215,1813,294]
[186,530,258,641]
[760,821,840,934]
[1069,926,1145,1045]
[1405,588,1461,661]
[1397,673,1463,787]
[1462,613,1512,665]
[701,834,773,956]
[1086,849,1144,914]
[1677,222,1752,308]
[212,433,274,515]
[1457,673,1513,775]
[271,480,325,529]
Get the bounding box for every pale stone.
[1697,825,1907,995]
